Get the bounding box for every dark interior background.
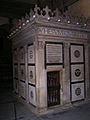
[0,0,79,91]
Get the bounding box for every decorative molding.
[38,41,45,49]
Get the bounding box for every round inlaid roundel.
[75,69,81,77]
[75,88,81,96]
[30,50,33,59]
[74,50,80,58]
[30,71,33,79]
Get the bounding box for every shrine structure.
[9,5,90,114]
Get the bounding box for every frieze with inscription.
[38,27,87,39]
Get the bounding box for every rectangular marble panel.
[29,85,36,106]
[20,65,25,80]
[71,82,85,102]
[28,66,36,84]
[14,79,18,93]
[71,45,84,63]
[28,45,35,64]
[14,65,18,79]
[13,49,18,63]
[19,47,25,63]
[46,44,63,63]
[20,81,25,98]
[71,64,84,82]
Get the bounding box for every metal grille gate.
[47,71,60,107]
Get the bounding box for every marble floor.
[0,89,90,120]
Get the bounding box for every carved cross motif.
[43,6,51,18]
[34,4,40,17]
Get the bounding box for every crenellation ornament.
[8,4,90,38]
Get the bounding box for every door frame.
[47,70,61,107]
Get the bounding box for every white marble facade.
[71,83,85,102]
[11,7,90,113]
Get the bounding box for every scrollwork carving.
[38,41,45,49]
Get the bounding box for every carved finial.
[21,17,25,23]
[40,10,43,17]
[21,17,25,26]
[54,8,61,17]
[25,13,30,23]
[34,4,40,17]
[18,19,22,26]
[29,9,34,17]
[75,16,80,25]
[25,13,29,20]
[64,10,71,22]
[43,6,51,18]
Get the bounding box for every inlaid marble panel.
[20,81,25,98]
[29,85,36,106]
[28,66,36,84]
[14,65,18,79]
[71,82,85,102]
[28,45,35,64]
[14,49,18,63]
[71,64,84,82]
[14,79,18,93]
[46,44,63,63]
[19,47,25,63]
[20,65,25,80]
[71,45,84,63]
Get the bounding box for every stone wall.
[68,0,90,18]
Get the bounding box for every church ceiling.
[0,0,78,18]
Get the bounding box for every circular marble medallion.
[74,50,80,58]
[75,69,81,77]
[75,87,81,96]
[30,50,33,59]
[30,71,33,79]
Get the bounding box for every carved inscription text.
[38,27,87,39]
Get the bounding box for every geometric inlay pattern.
[75,69,81,77]
[75,87,81,96]
[74,50,80,58]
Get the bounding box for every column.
[35,40,47,109]
[61,43,71,105]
